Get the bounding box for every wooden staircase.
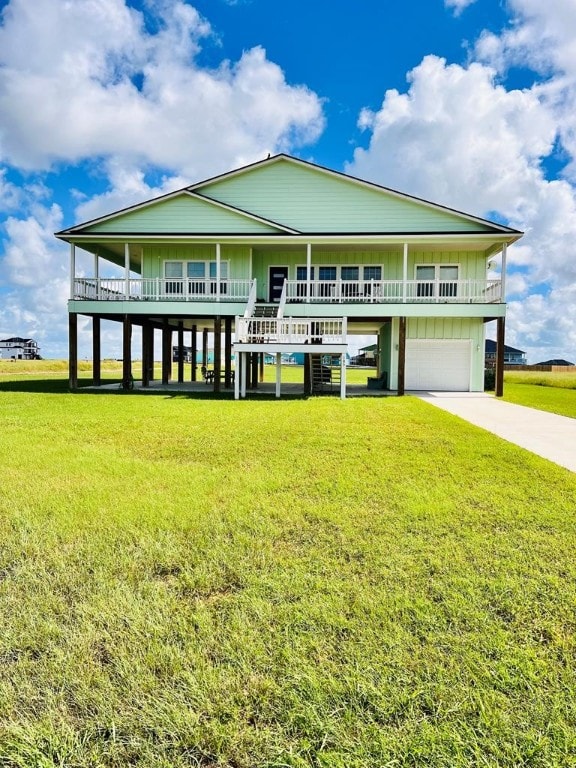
[310,354,342,394]
[252,304,279,318]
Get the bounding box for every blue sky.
[0,0,575,362]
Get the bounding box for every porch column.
[142,321,151,388]
[251,353,259,389]
[304,353,311,395]
[191,325,197,381]
[216,243,221,302]
[162,319,171,385]
[340,352,346,400]
[259,352,264,383]
[213,317,222,393]
[124,243,130,299]
[177,321,184,383]
[235,349,241,400]
[398,316,406,396]
[276,352,281,398]
[225,317,232,388]
[202,328,208,369]
[68,312,78,390]
[241,352,247,398]
[122,315,132,390]
[402,243,408,303]
[496,316,505,397]
[92,316,101,386]
[501,243,507,300]
[148,325,155,381]
[70,244,76,299]
[306,243,312,302]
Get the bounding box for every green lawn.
[502,371,576,419]
[1,369,576,767]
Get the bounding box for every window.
[363,266,382,281]
[187,262,205,295]
[164,260,229,297]
[165,261,183,294]
[296,266,314,298]
[416,264,459,298]
[439,265,458,298]
[341,266,359,298]
[318,266,337,298]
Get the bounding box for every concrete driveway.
[415,392,576,473]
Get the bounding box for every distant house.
[485,339,526,368]
[172,346,214,364]
[536,359,574,366]
[0,337,41,360]
[352,343,378,366]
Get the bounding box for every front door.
[269,266,288,303]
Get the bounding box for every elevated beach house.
[56,154,522,398]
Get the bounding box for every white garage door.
[405,340,471,391]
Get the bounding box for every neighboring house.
[485,339,527,368]
[0,337,41,360]
[172,346,215,364]
[536,359,574,366]
[352,343,378,366]
[56,154,522,398]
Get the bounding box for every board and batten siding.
[388,317,485,391]
[409,250,490,280]
[142,244,252,280]
[83,194,281,234]
[199,160,497,234]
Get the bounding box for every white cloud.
[0,168,21,211]
[444,0,476,17]
[0,0,324,177]
[0,200,71,355]
[73,160,189,224]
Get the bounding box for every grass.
[1,366,576,766]
[502,370,576,419]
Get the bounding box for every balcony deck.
[72,277,502,304]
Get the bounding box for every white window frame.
[296,263,383,299]
[164,259,230,297]
[415,263,460,298]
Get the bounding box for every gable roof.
[56,153,523,239]
[193,154,522,236]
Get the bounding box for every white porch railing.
[73,277,253,301]
[236,317,347,344]
[284,278,502,303]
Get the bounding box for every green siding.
[404,317,485,391]
[409,249,489,280]
[84,194,282,234]
[379,323,392,383]
[199,159,496,234]
[143,244,252,279]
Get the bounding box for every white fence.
[284,279,502,303]
[236,317,347,344]
[73,277,253,301]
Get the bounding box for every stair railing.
[277,280,287,319]
[243,278,257,318]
